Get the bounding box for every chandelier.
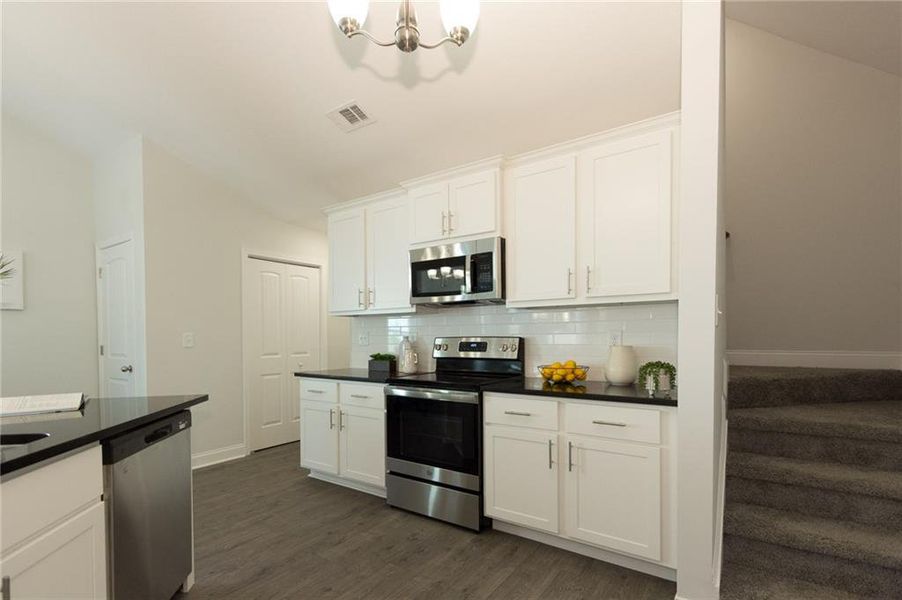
[327,0,480,53]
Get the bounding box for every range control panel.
[432,336,522,360]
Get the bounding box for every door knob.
[121,365,133,373]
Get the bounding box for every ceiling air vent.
[327,101,376,133]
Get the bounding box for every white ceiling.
[2,1,681,228]
[727,0,902,76]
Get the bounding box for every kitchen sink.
[0,432,50,446]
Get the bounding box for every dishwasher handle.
[103,410,192,465]
[144,424,173,445]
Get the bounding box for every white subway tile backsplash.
[349,302,678,381]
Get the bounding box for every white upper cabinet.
[579,130,673,297]
[406,164,501,245]
[328,208,367,313]
[506,156,577,303]
[327,193,412,316]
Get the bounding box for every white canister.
[606,345,637,386]
[397,336,419,374]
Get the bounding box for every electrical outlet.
[357,332,370,346]
[182,332,195,348]
[609,332,622,347]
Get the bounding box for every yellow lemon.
[552,373,563,382]
[564,360,577,368]
[574,368,585,378]
[555,368,567,376]
[541,368,553,379]
[566,373,576,382]
[550,361,562,369]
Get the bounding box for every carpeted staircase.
[720,366,902,599]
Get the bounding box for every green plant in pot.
[368,353,397,376]
[637,361,676,395]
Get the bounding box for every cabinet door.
[484,425,559,533]
[409,183,449,244]
[328,208,367,313]
[1,501,107,599]
[366,196,412,311]
[300,398,339,474]
[507,156,577,302]
[338,404,385,488]
[448,169,498,239]
[579,130,673,297]
[563,436,661,560]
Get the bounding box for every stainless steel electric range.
[384,336,524,531]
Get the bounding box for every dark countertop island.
[486,378,678,407]
[294,369,395,384]
[1,394,208,476]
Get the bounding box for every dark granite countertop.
[1,394,208,476]
[486,378,677,407]
[294,369,395,384]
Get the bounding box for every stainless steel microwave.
[409,237,505,305]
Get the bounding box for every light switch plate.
[182,332,195,348]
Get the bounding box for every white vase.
[606,346,637,386]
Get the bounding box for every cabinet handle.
[329,408,334,429]
[357,288,365,308]
[350,394,370,399]
[339,411,345,431]
[568,441,574,472]
[2,576,9,600]
[448,211,454,233]
[586,265,592,292]
[368,288,375,306]
[548,439,554,470]
[308,389,324,394]
[504,410,532,417]
[441,211,447,236]
[592,420,628,427]
[567,268,573,295]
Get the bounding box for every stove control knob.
[434,344,442,351]
[511,344,518,353]
[442,344,449,351]
[501,344,509,352]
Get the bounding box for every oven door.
[385,386,481,491]
[409,237,504,304]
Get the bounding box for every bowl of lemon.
[538,361,589,384]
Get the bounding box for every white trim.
[307,471,386,498]
[96,233,133,251]
[399,155,504,189]
[713,422,728,593]
[492,521,676,582]
[726,349,902,370]
[322,188,405,215]
[191,443,247,470]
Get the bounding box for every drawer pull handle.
[592,420,627,427]
[504,410,532,417]
[350,394,371,399]
[329,408,335,429]
[308,389,325,394]
[548,439,554,470]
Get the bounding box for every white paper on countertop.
[0,393,85,417]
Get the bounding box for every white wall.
[92,135,148,394]
[140,140,342,464]
[0,115,99,397]
[725,19,902,366]
[349,303,678,380]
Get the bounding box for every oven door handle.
[384,385,480,405]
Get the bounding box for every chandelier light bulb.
[327,0,369,33]
[440,0,480,36]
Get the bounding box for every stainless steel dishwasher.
[103,410,192,600]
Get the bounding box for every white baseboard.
[727,349,902,370]
[492,521,676,582]
[191,443,247,470]
[308,471,386,498]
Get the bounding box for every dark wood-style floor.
[176,442,675,600]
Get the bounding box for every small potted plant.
[368,353,397,377]
[637,361,676,396]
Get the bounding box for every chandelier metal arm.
[347,29,397,47]
[417,36,461,50]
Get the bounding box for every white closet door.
[98,240,137,398]
[246,258,321,451]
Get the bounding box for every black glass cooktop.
[387,372,523,392]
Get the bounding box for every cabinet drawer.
[485,395,558,431]
[340,383,385,409]
[1,444,103,553]
[564,403,661,444]
[299,379,338,403]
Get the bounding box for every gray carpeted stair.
[720,366,902,599]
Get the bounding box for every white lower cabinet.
[484,426,559,533]
[563,436,661,560]
[299,378,385,493]
[483,393,674,569]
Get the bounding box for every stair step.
[729,400,902,443]
[724,502,902,571]
[729,366,902,410]
[729,427,902,470]
[719,562,862,600]
[728,451,902,501]
[723,534,902,599]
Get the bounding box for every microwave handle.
[464,256,473,294]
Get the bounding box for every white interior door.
[97,240,137,398]
[246,258,321,451]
